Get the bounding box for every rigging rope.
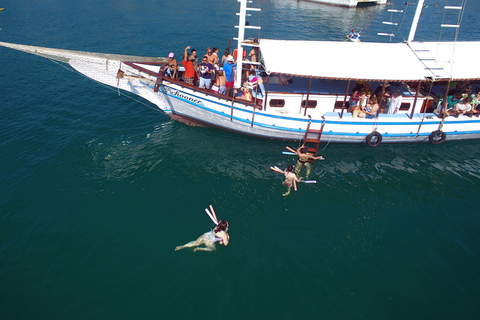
[0,0,40,31]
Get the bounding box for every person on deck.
[358,95,379,119]
[175,206,229,252]
[189,48,199,85]
[348,83,364,112]
[286,144,324,178]
[454,96,473,117]
[182,46,196,86]
[374,83,391,112]
[205,47,217,66]
[198,56,214,89]
[387,89,402,114]
[221,49,230,67]
[443,91,464,117]
[223,55,236,90]
[164,52,178,79]
[213,70,227,94]
[469,87,480,117]
[189,48,198,70]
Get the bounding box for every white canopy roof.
[258,39,480,82]
[408,41,480,81]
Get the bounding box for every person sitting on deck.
[443,90,464,117]
[163,52,178,79]
[286,144,324,178]
[247,75,263,99]
[453,96,473,117]
[213,70,227,94]
[239,84,253,101]
[358,95,379,119]
[182,46,196,86]
[469,87,480,117]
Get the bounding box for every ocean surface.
[1,0,479,319]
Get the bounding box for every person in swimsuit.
[286,144,324,178]
[270,165,301,196]
[175,206,229,252]
[282,165,300,196]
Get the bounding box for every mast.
[234,0,261,88]
[235,0,247,88]
[407,0,425,43]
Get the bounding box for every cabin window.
[301,100,317,108]
[334,101,347,109]
[269,99,285,108]
[400,103,410,111]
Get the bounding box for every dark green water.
[1,0,479,319]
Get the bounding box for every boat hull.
[70,56,480,144]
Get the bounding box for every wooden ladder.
[303,116,324,155]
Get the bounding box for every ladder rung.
[388,9,403,12]
[382,21,398,25]
[246,7,261,11]
[378,33,395,37]
[441,24,460,28]
[235,25,261,30]
[444,6,462,10]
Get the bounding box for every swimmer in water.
[175,205,229,252]
[286,144,324,178]
[271,165,301,196]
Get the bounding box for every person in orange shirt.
[182,46,196,86]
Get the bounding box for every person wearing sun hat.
[223,55,236,89]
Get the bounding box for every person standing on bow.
[286,144,324,178]
[223,55,236,91]
[182,46,196,86]
[175,205,229,252]
[198,56,214,89]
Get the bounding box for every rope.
[318,118,341,153]
[0,0,40,31]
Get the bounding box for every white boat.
[1,0,479,148]
[301,0,386,8]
